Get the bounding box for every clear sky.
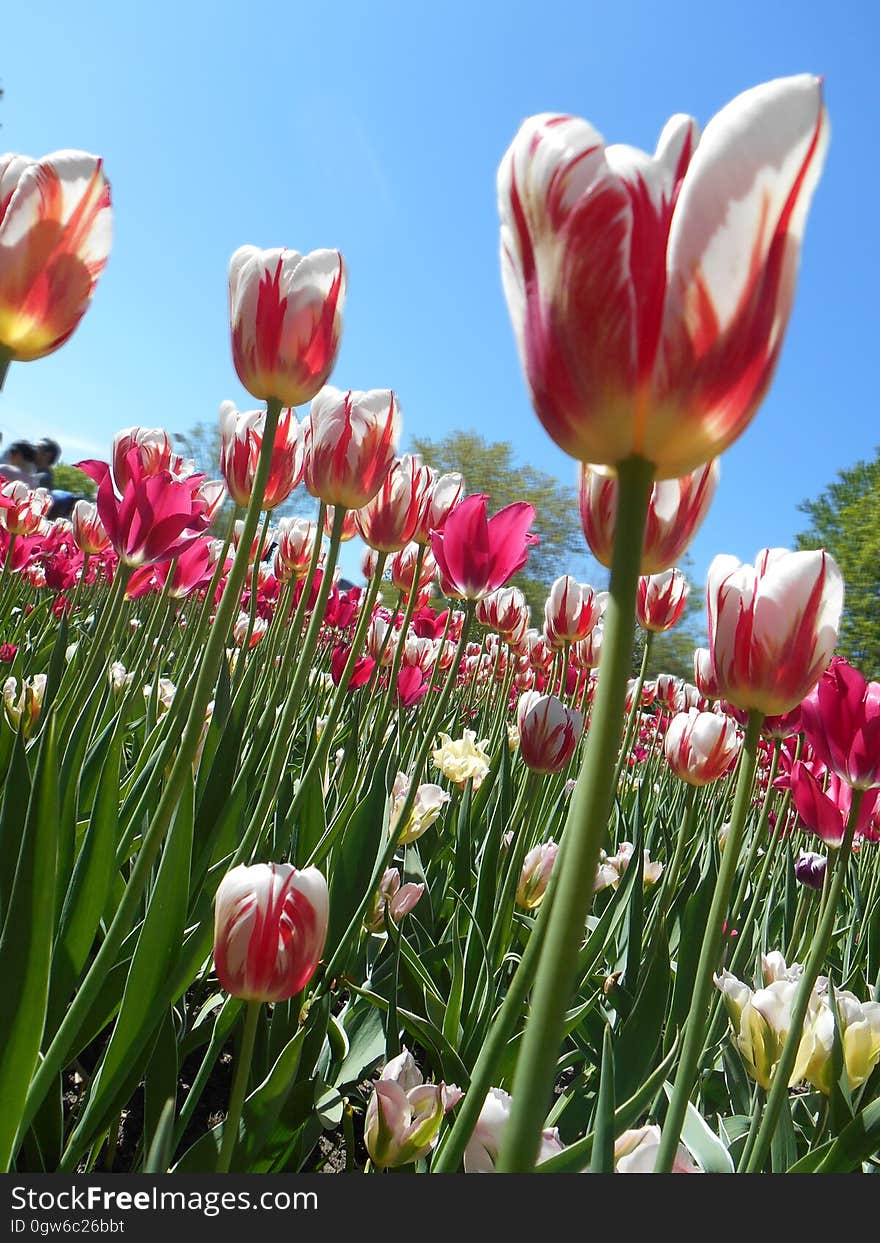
[2,0,877,592]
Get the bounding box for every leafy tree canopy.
[795,446,880,675]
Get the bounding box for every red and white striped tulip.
[228,246,346,407]
[0,481,52,535]
[693,647,721,700]
[708,548,844,716]
[304,386,400,510]
[665,707,742,786]
[544,575,603,647]
[219,402,303,510]
[213,862,329,1002]
[390,541,437,596]
[72,499,110,555]
[412,470,465,544]
[355,454,431,553]
[477,585,530,639]
[517,691,584,774]
[579,460,719,573]
[498,77,829,477]
[0,150,111,362]
[637,568,689,633]
[275,516,318,580]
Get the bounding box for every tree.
[53,463,97,499]
[410,430,590,614]
[795,447,880,674]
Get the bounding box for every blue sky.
[2,0,876,592]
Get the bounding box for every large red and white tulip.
[498,76,829,477]
[212,862,329,1003]
[0,150,111,363]
[665,707,742,786]
[228,245,346,407]
[579,461,719,573]
[707,547,844,716]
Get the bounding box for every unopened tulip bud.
[794,850,827,890]
[388,772,450,845]
[543,575,602,647]
[579,461,719,573]
[213,862,329,1002]
[516,840,558,910]
[3,674,46,737]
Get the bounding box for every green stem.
[216,1000,261,1173]
[613,630,652,791]
[745,789,864,1173]
[0,348,11,392]
[496,455,654,1172]
[653,710,763,1172]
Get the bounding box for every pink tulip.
[0,150,111,362]
[801,657,880,790]
[77,451,209,569]
[431,494,537,601]
[229,245,346,407]
[219,402,304,510]
[213,862,329,1002]
[707,548,844,716]
[787,760,880,846]
[579,461,719,573]
[304,386,400,510]
[665,708,742,786]
[517,692,583,774]
[637,568,689,632]
[498,77,829,477]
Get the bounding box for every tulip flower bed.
[2,74,880,1178]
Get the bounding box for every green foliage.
[53,463,96,498]
[795,446,880,674]
[411,430,585,612]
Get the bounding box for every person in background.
[0,440,38,487]
[33,438,62,489]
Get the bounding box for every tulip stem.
[654,710,763,1172]
[370,545,426,762]
[613,630,652,791]
[0,349,10,392]
[745,790,863,1173]
[216,1000,261,1173]
[494,455,654,1172]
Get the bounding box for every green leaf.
[143,1008,179,1167]
[325,749,392,956]
[143,1099,177,1174]
[0,731,30,922]
[810,1098,880,1173]
[661,1085,734,1173]
[333,1003,385,1089]
[59,777,195,1168]
[591,1026,616,1173]
[48,723,123,1036]
[0,716,59,1171]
